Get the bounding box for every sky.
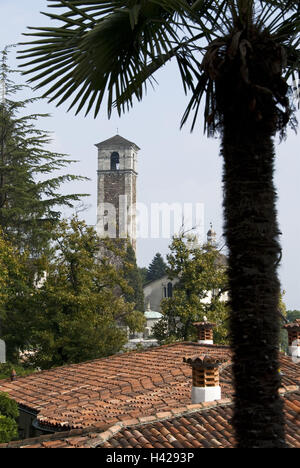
[0,0,299,310]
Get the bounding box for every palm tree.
[18,0,299,448]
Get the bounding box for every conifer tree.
[123,243,145,313]
[0,47,88,255]
[146,253,167,282]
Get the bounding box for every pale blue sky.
[0,0,299,309]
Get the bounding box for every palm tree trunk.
[222,115,286,447]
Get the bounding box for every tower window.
[111,152,120,170]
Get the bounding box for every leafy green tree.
[0,47,88,255]
[287,310,300,322]
[19,0,300,447]
[123,243,145,313]
[5,217,145,369]
[0,363,34,381]
[146,253,167,282]
[0,392,18,443]
[0,229,38,363]
[0,229,30,360]
[0,230,21,309]
[153,232,228,343]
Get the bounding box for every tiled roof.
[0,342,299,448]
[102,389,300,449]
[1,388,299,448]
[0,343,231,430]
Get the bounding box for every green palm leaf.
[18,1,299,123]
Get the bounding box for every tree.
[123,243,145,313]
[0,392,18,443]
[146,253,167,282]
[138,267,148,287]
[153,232,228,344]
[0,47,88,256]
[0,228,40,363]
[18,0,300,448]
[0,229,29,356]
[0,230,22,310]
[287,310,300,322]
[3,217,145,369]
[0,363,34,381]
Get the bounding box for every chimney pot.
[10,369,16,382]
[193,321,216,345]
[184,355,226,404]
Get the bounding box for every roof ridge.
[95,134,140,150]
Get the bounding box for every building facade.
[143,276,177,313]
[96,135,140,252]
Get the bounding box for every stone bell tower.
[96,135,140,252]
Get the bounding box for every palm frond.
[18,1,196,117]
[17,1,299,126]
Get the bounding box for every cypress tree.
[0,47,88,255]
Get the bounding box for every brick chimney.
[183,355,226,404]
[283,319,300,358]
[193,318,216,345]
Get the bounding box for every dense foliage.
[1,218,145,368]
[123,243,145,314]
[287,310,300,322]
[153,233,228,344]
[0,363,34,381]
[0,47,87,255]
[0,392,18,443]
[137,267,148,287]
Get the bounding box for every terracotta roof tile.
[0,342,299,448]
[0,342,231,430]
[101,390,300,449]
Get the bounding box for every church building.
[95,135,139,252]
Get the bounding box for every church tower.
[96,135,140,252]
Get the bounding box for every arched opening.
[110,152,120,170]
